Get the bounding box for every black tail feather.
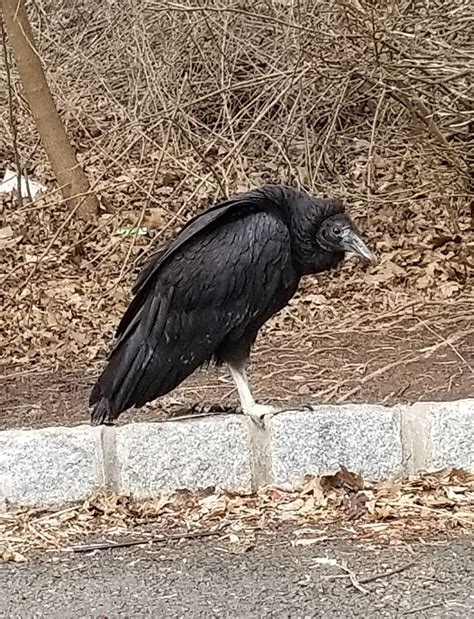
[89,289,174,424]
[90,397,114,426]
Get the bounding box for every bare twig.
[403,601,446,616]
[342,562,371,595]
[366,87,386,195]
[347,560,416,588]
[1,16,23,208]
[68,528,225,553]
[317,330,470,403]
[416,318,474,374]
[313,76,350,185]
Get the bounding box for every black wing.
[90,190,297,423]
[113,185,287,343]
[132,185,288,294]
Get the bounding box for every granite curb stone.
[0,400,472,511]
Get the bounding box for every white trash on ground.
[0,169,46,199]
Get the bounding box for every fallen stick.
[67,528,225,553]
[346,560,416,588]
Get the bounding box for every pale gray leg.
[228,363,276,422]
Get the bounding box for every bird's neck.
[298,246,344,275]
[287,206,344,275]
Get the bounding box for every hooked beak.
[343,231,376,265]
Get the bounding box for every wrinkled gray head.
[316,213,375,264]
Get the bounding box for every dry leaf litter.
[1,468,473,562]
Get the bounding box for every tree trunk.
[1,0,99,219]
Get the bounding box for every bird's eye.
[332,225,342,236]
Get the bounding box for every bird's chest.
[253,263,300,322]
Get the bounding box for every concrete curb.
[1,399,473,511]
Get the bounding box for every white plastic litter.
[0,169,46,199]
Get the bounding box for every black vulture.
[90,184,374,425]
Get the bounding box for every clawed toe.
[243,403,277,426]
[279,404,313,413]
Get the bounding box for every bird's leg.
[228,363,276,424]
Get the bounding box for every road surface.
[1,533,473,618]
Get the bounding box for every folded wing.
[90,194,296,424]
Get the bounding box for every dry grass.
[0,0,472,371]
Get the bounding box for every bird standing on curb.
[90,184,375,426]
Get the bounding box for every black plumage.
[90,184,373,425]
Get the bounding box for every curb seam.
[247,418,272,490]
[100,425,118,492]
[400,402,431,474]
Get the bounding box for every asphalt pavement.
[1,532,473,618]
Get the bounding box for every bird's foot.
[243,403,277,427]
[278,404,314,414]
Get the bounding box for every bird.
[90,184,374,426]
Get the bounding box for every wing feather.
[115,185,287,339]
[90,206,297,423]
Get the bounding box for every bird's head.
[316,213,375,264]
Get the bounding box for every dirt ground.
[1,310,472,431]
